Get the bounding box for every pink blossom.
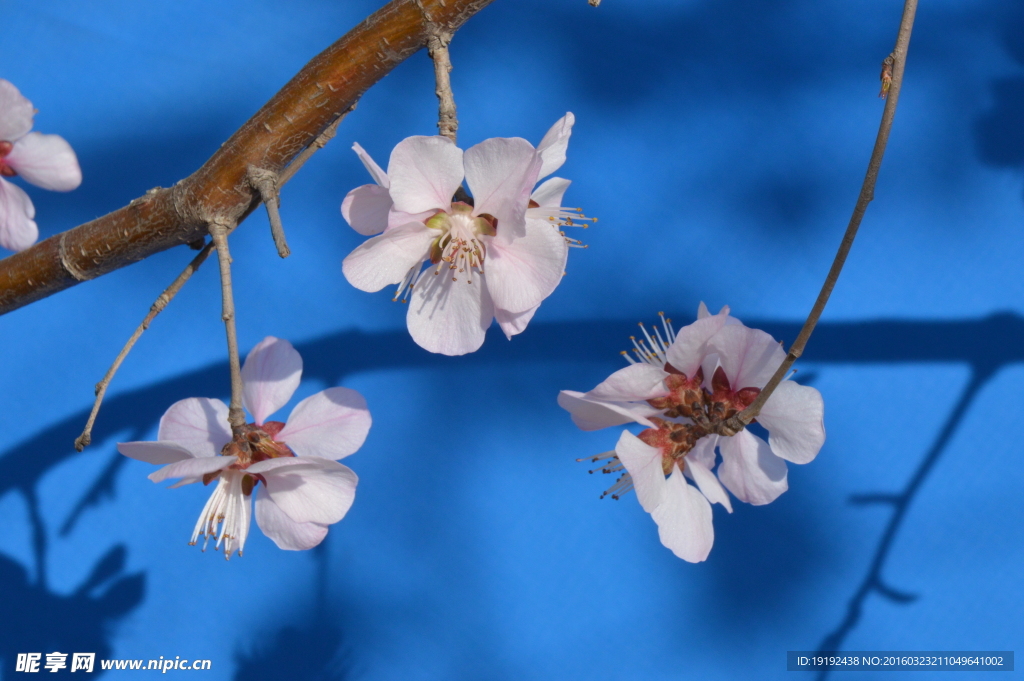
[0,80,82,252]
[117,337,371,559]
[341,114,590,355]
[558,304,825,562]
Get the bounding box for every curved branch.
[0,0,495,317]
[721,0,918,435]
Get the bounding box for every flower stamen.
[623,313,675,366]
[577,451,633,499]
[529,201,595,251]
[392,264,421,303]
[189,471,252,560]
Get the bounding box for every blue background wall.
[0,0,1021,678]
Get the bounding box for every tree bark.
[0,0,495,316]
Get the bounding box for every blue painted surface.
[0,0,1021,678]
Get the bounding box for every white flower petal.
[241,336,302,426]
[0,178,38,251]
[0,80,34,141]
[587,363,669,402]
[709,324,786,390]
[717,430,788,505]
[148,455,236,483]
[651,465,714,563]
[352,142,389,187]
[664,313,730,378]
[387,208,435,232]
[341,184,392,236]
[464,137,541,241]
[688,434,717,469]
[559,363,670,431]
[277,387,371,460]
[586,367,669,406]
[557,390,659,430]
[758,380,825,464]
[255,486,329,550]
[406,264,493,355]
[158,398,232,459]
[342,221,433,292]
[485,219,567,314]
[5,132,81,191]
[261,459,358,525]
[685,440,733,513]
[245,457,316,475]
[614,430,666,513]
[536,112,575,180]
[387,136,464,214]
[117,441,194,465]
[494,304,538,340]
[530,177,571,208]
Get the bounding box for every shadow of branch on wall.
[2,312,1022,677]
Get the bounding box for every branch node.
[58,235,90,283]
[247,166,290,258]
[879,53,895,99]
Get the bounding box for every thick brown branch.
[0,0,495,317]
[721,0,918,434]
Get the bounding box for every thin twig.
[207,220,246,432]
[248,105,353,258]
[427,29,458,143]
[721,0,919,435]
[73,243,214,451]
[73,111,352,450]
[247,166,290,258]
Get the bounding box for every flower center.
[426,201,496,283]
[640,366,760,471]
[204,421,295,494]
[582,315,761,500]
[391,201,497,304]
[0,140,16,177]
